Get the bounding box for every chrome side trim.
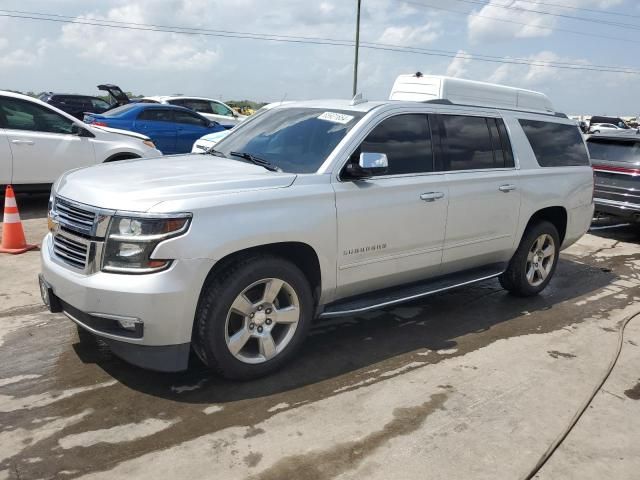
[319,272,503,318]
[88,312,142,323]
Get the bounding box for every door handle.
[420,192,445,202]
[11,140,34,145]
[499,184,516,193]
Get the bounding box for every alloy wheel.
[526,234,556,287]
[224,278,301,364]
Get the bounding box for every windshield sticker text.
[318,112,355,124]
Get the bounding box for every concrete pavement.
[0,196,639,479]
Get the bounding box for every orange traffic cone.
[0,185,37,254]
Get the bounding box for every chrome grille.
[55,197,96,236]
[52,232,89,270]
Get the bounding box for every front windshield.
[214,107,365,173]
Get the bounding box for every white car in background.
[191,130,232,153]
[191,102,291,153]
[142,96,246,126]
[589,123,625,134]
[0,91,161,191]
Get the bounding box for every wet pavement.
[1,195,639,479]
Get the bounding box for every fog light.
[118,318,139,331]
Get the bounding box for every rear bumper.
[595,197,640,221]
[562,202,595,249]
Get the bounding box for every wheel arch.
[524,206,568,244]
[199,241,323,306]
[103,152,141,163]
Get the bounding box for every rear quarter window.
[519,119,589,167]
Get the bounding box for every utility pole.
[352,0,362,97]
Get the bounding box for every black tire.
[499,220,560,297]
[193,254,313,380]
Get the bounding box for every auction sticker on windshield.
[318,112,355,124]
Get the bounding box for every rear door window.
[358,114,433,175]
[187,100,214,114]
[438,115,497,171]
[137,108,174,122]
[587,139,640,163]
[519,119,589,167]
[173,110,208,126]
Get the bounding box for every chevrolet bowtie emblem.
[47,214,60,234]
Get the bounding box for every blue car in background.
[83,103,231,154]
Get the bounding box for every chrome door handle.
[420,192,445,202]
[499,184,516,192]
[11,140,34,145]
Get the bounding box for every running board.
[319,264,505,319]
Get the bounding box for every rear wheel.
[499,221,560,297]
[193,255,313,379]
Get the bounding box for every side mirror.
[344,152,388,179]
[71,123,94,138]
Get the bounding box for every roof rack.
[389,74,556,115]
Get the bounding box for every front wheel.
[193,255,313,380]
[499,221,560,297]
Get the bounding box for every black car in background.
[587,133,640,223]
[38,93,112,120]
[38,85,132,120]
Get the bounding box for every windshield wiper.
[230,151,281,172]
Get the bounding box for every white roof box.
[389,74,555,114]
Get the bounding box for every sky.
[0,0,639,115]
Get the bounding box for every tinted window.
[440,115,495,171]
[587,139,640,164]
[137,108,174,122]
[357,114,432,175]
[211,102,233,116]
[0,97,75,134]
[487,118,505,167]
[519,119,589,167]
[170,99,214,114]
[497,119,515,168]
[173,110,208,126]
[90,98,111,110]
[215,108,364,173]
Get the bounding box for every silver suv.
[40,77,594,379]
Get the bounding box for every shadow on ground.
[68,256,616,404]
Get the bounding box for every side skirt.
[318,263,506,319]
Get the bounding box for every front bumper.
[40,233,214,371]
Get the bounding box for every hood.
[55,155,297,212]
[90,125,150,141]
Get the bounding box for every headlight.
[143,139,156,149]
[102,213,191,274]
